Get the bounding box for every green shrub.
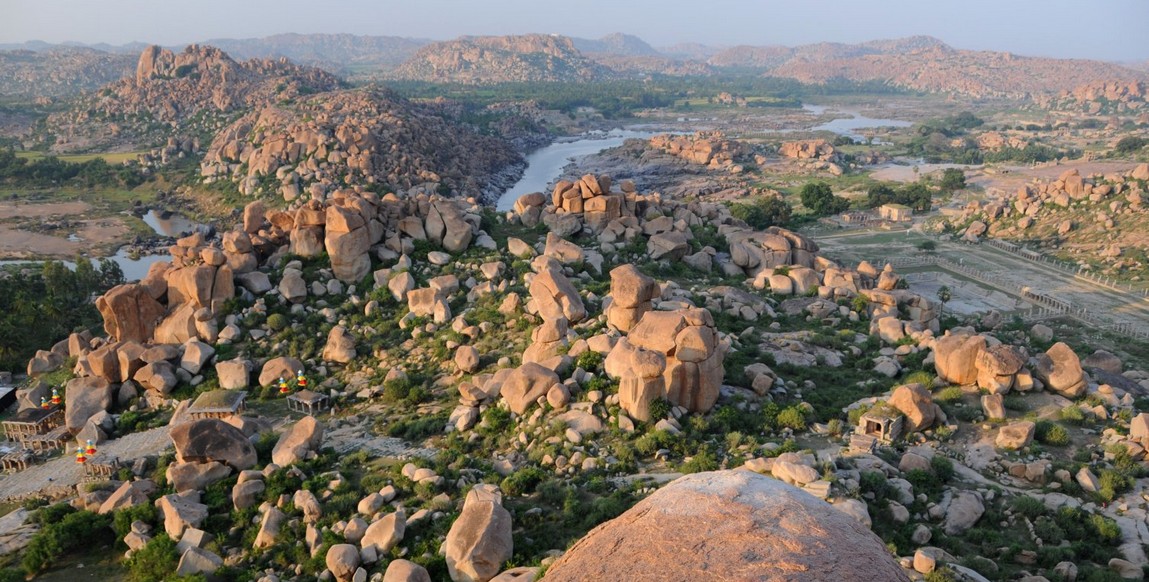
[126,534,180,582]
[1010,495,1046,520]
[1060,406,1087,424]
[933,386,963,403]
[680,448,719,474]
[1035,421,1070,446]
[266,312,289,332]
[501,466,548,497]
[775,406,807,431]
[930,456,955,482]
[113,503,158,540]
[22,509,111,574]
[0,569,23,582]
[648,398,673,421]
[574,350,604,371]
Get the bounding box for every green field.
[14,151,143,165]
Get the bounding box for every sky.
[3,0,1147,62]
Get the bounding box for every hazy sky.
[3,0,1147,61]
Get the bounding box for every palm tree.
[936,285,952,318]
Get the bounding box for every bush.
[266,313,289,332]
[930,456,955,482]
[113,503,158,540]
[1035,421,1070,446]
[1060,406,1086,424]
[775,406,807,431]
[648,398,673,421]
[729,196,792,229]
[501,466,548,497]
[1010,495,1046,520]
[574,350,604,372]
[126,534,180,582]
[23,508,111,574]
[933,386,963,403]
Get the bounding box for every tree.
[866,184,896,208]
[1115,136,1148,155]
[936,285,952,317]
[939,168,966,192]
[730,196,792,229]
[918,240,937,253]
[799,182,849,216]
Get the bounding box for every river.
[495,106,912,211]
[495,129,662,211]
[803,104,912,142]
[0,209,203,281]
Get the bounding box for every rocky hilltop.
[391,34,612,84]
[1039,79,1147,114]
[570,33,661,57]
[43,45,342,151]
[200,33,429,75]
[199,87,521,201]
[0,47,135,99]
[706,36,1146,98]
[771,45,1145,99]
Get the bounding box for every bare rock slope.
[544,470,909,581]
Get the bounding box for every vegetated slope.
[390,34,613,83]
[199,86,522,201]
[42,44,343,151]
[0,47,136,99]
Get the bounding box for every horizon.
[3,0,1148,63]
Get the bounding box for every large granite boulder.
[258,356,304,387]
[64,377,113,433]
[933,332,986,386]
[626,308,724,414]
[170,418,257,470]
[543,470,908,582]
[501,363,559,415]
[322,325,357,364]
[605,264,658,333]
[444,484,513,582]
[528,257,586,323]
[96,283,168,343]
[271,415,324,467]
[888,383,936,432]
[604,338,666,422]
[1034,342,1086,398]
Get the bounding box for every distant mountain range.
[2,32,1146,99]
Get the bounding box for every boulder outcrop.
[543,471,908,581]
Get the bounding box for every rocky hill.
[1038,79,1147,114]
[390,34,612,84]
[772,45,1146,98]
[42,44,343,151]
[201,33,429,75]
[0,47,135,99]
[199,87,522,202]
[571,33,661,57]
[3,166,1148,581]
[706,36,1146,98]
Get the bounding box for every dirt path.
[0,426,171,502]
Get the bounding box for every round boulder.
[543,470,908,581]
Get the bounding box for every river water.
[0,209,202,281]
[495,105,912,211]
[803,104,912,141]
[495,129,661,211]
